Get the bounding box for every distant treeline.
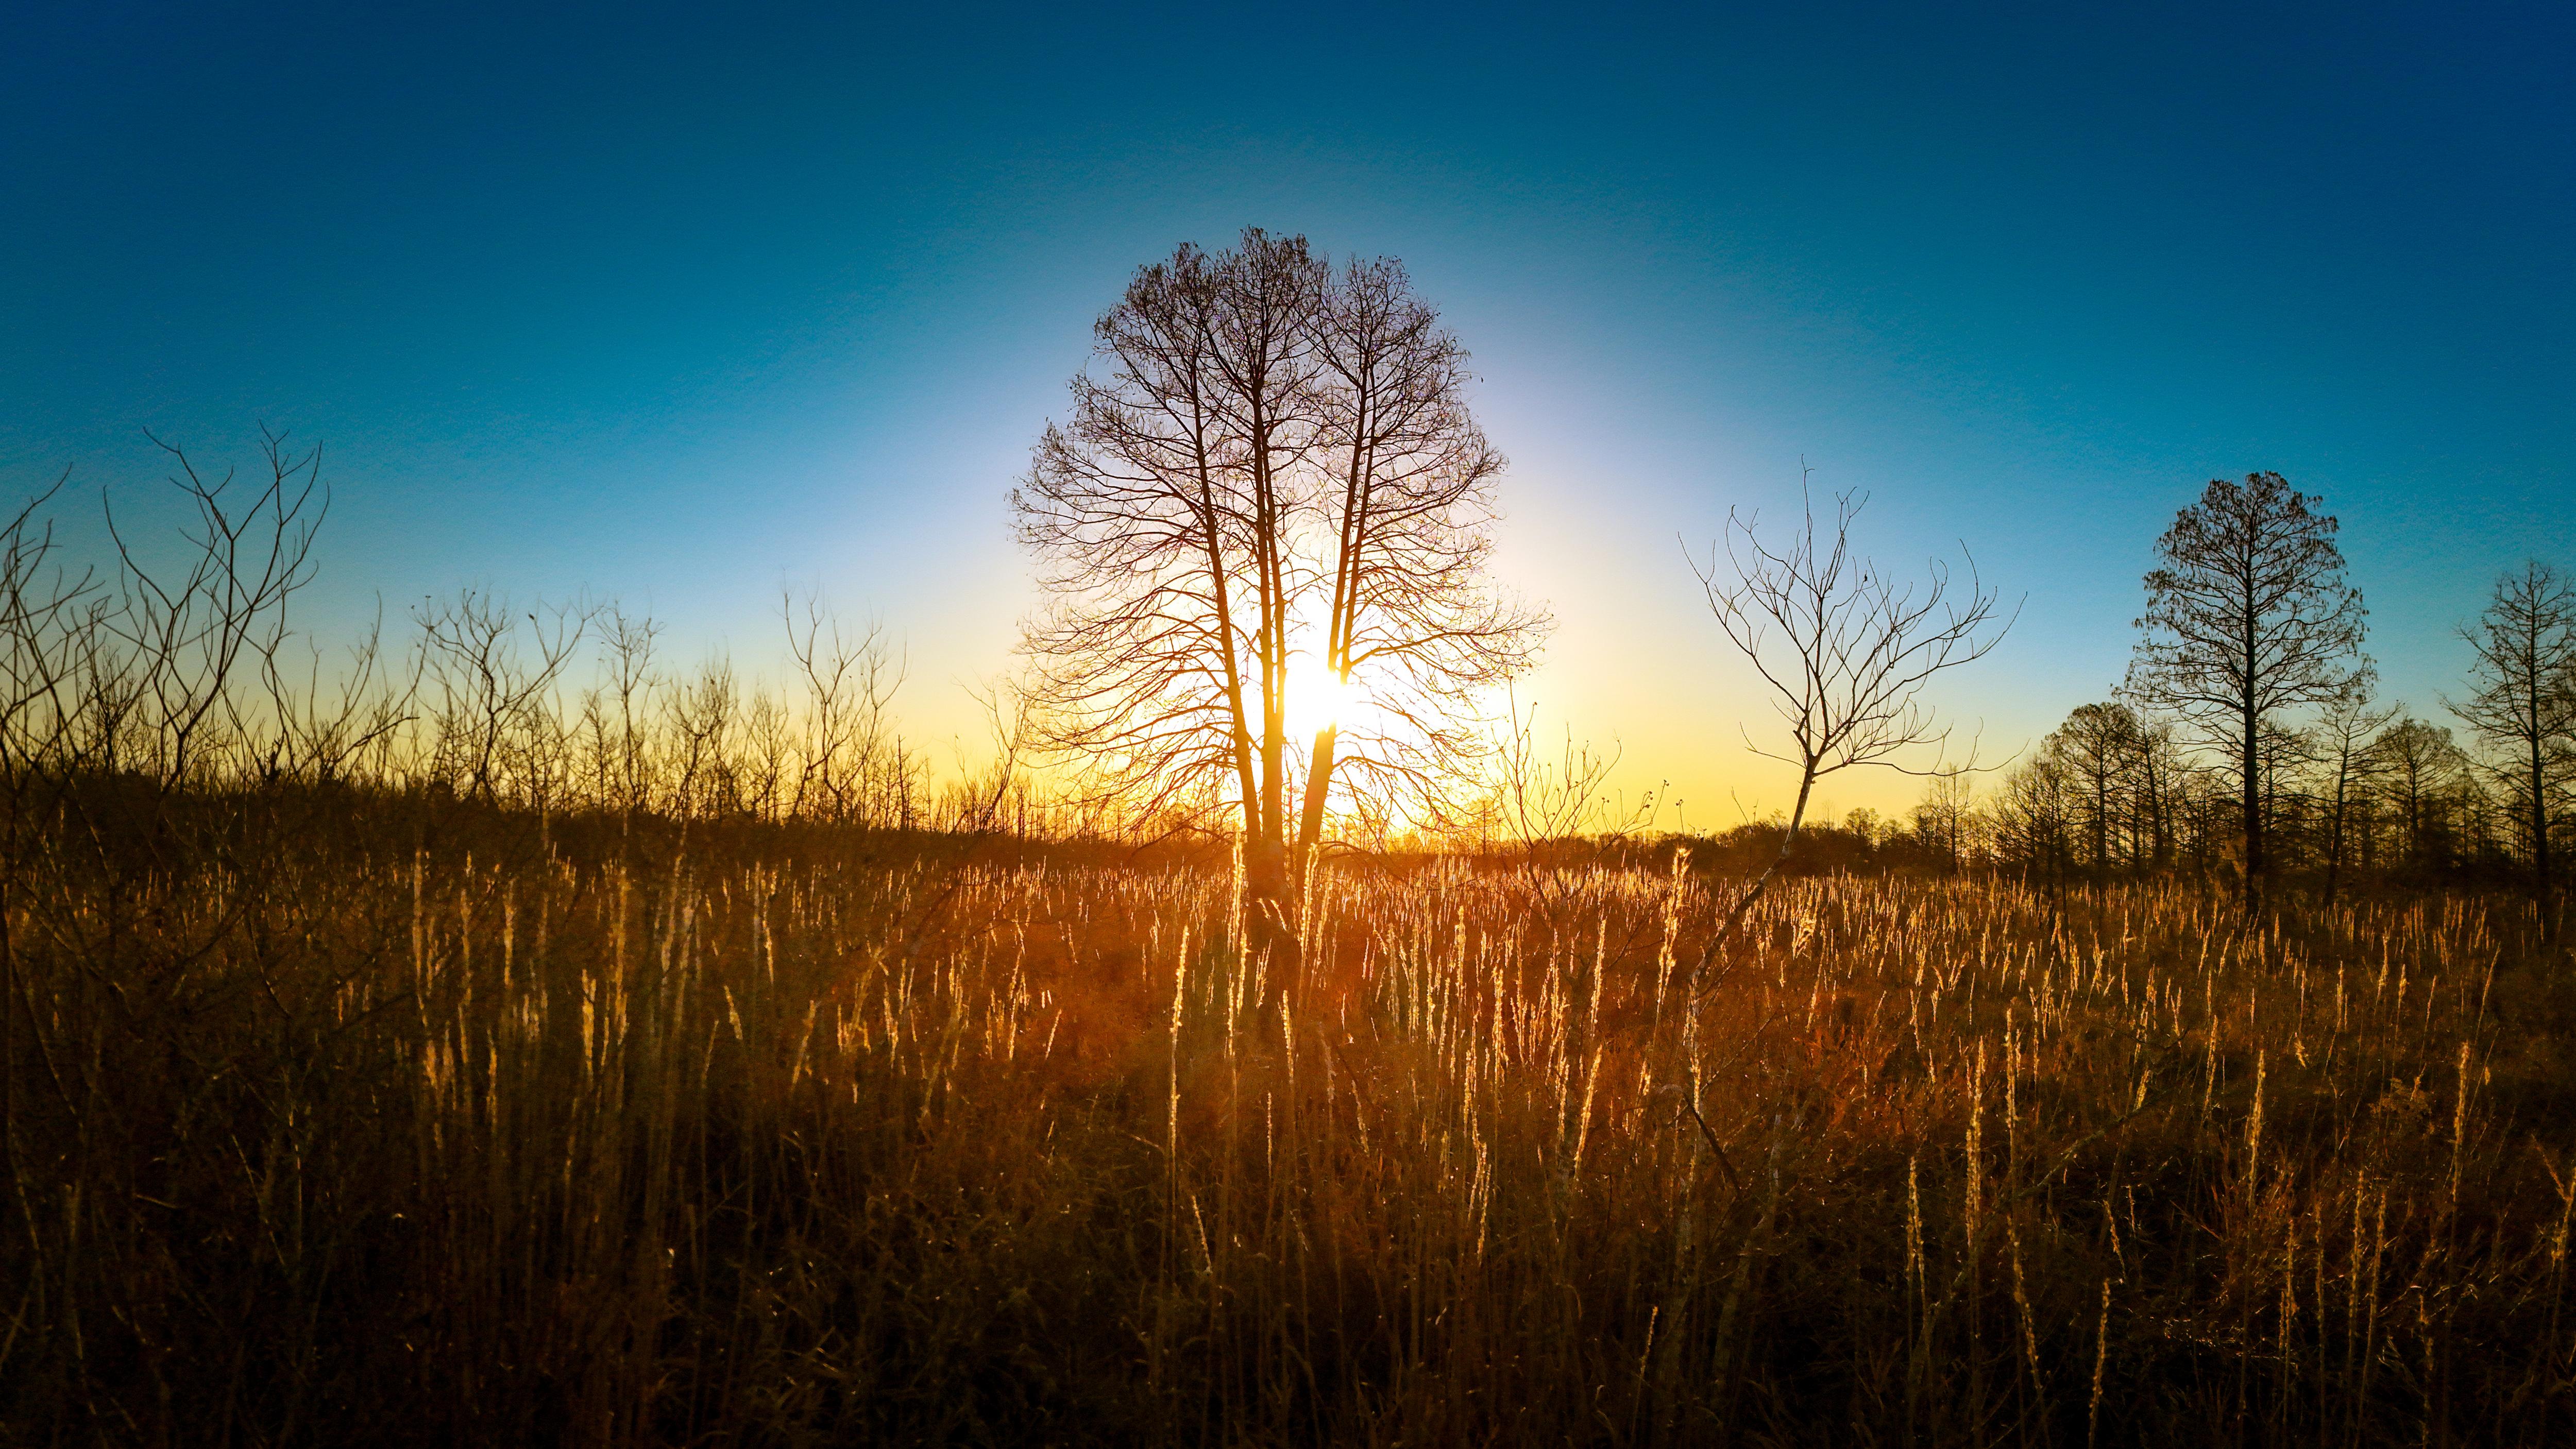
[1482,763,2536,896]
[1971,696,2545,895]
[4,436,2565,906]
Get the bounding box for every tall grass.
[7,790,2573,1445]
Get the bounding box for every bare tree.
[1014,229,1540,956]
[1295,254,1545,870]
[0,473,99,793]
[251,605,415,787]
[2128,713,2191,871]
[949,674,1032,836]
[579,602,661,821]
[2370,714,2469,874]
[2312,677,2398,908]
[1457,690,1661,917]
[1015,234,1303,914]
[1989,748,2079,894]
[780,589,901,825]
[1910,765,1974,873]
[414,589,589,803]
[2256,714,2318,872]
[104,428,327,788]
[1686,484,2012,985]
[1482,692,1649,846]
[740,685,793,823]
[2449,561,2576,932]
[663,655,741,821]
[2126,472,2364,905]
[2051,701,2143,880]
[1208,231,1326,906]
[2012,702,2201,882]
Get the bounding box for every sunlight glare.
[1284,660,1355,740]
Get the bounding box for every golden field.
[10,797,2571,1445]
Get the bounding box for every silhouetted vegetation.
[5,391,2573,1442]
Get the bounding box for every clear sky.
[6,2,2568,824]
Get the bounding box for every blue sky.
[5,2,2567,818]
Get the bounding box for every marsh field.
[8,789,2574,1447]
[6,250,2571,1447]
[16,0,2576,1441]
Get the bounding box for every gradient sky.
[6,2,2569,825]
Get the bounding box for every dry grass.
[7,800,2575,1445]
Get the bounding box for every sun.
[1283,659,1355,741]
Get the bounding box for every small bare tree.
[2052,701,2146,879]
[2313,676,2398,908]
[950,674,1032,836]
[1484,693,1645,847]
[579,603,661,821]
[413,589,589,803]
[2127,714,2190,871]
[104,427,327,788]
[663,655,741,821]
[781,589,901,825]
[252,605,416,787]
[740,686,794,823]
[0,473,101,789]
[1910,766,1975,873]
[1462,689,1661,917]
[1686,484,2011,985]
[0,471,101,924]
[1990,748,2079,895]
[2370,714,2470,873]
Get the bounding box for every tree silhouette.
[2126,472,2363,904]
[2313,676,2399,908]
[2051,701,2144,879]
[1295,253,1544,876]
[1013,230,1540,956]
[2370,714,2470,874]
[1686,485,2010,986]
[2450,561,2576,932]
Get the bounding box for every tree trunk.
[2323,768,2348,910]
[2533,723,2555,940]
[1691,757,1819,993]
[2242,700,2262,907]
[1295,723,1337,876]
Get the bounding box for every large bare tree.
[1295,254,1544,873]
[1014,234,1304,908]
[2126,472,2364,904]
[1013,230,1540,944]
[2450,561,2576,931]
